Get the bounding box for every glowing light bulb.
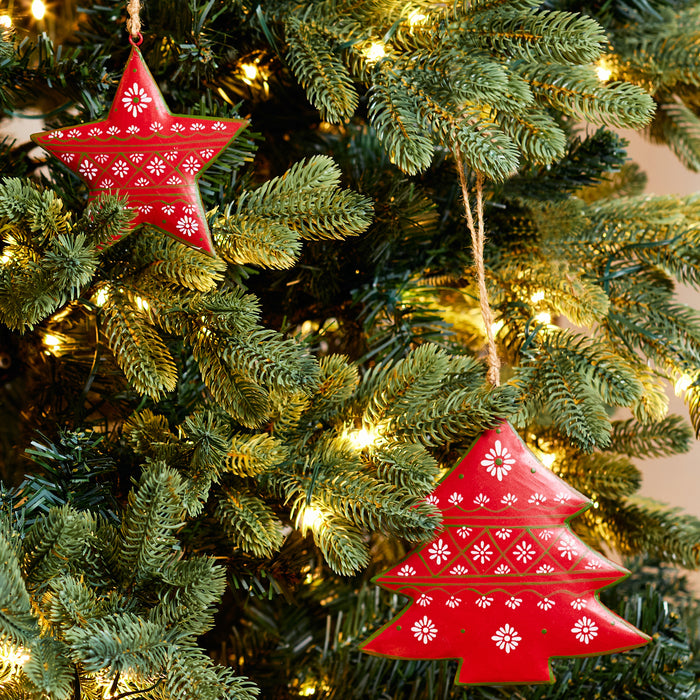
[134,295,150,311]
[31,0,46,20]
[348,426,379,450]
[0,250,13,264]
[491,319,505,334]
[0,15,12,28]
[2,645,30,666]
[364,42,386,63]
[94,288,109,306]
[43,334,62,350]
[595,61,612,82]
[674,373,693,395]
[539,452,556,469]
[299,506,324,533]
[530,290,546,303]
[535,311,552,325]
[240,63,258,85]
[407,9,426,26]
[299,681,317,696]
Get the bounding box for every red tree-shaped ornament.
[360,422,649,685]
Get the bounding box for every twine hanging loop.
[454,149,501,386]
[126,0,142,42]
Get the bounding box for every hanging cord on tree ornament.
[126,0,142,44]
[454,148,501,386]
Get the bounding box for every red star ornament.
[32,46,247,256]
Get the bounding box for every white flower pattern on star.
[557,535,578,560]
[428,539,451,565]
[78,161,97,180]
[450,564,468,575]
[147,157,167,176]
[571,598,586,610]
[494,528,512,540]
[162,205,176,215]
[417,594,432,607]
[122,82,153,117]
[126,125,140,134]
[470,541,493,564]
[505,596,522,609]
[448,492,463,506]
[456,527,472,539]
[537,598,555,611]
[536,564,555,573]
[480,440,515,481]
[397,564,416,577]
[475,596,493,608]
[177,216,198,237]
[513,541,536,563]
[501,493,518,506]
[494,564,511,575]
[182,155,201,174]
[112,160,130,178]
[446,596,461,608]
[474,493,490,507]
[528,493,547,505]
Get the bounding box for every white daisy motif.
[106,126,120,135]
[95,154,109,164]
[190,122,205,131]
[446,596,461,608]
[212,121,226,130]
[411,616,437,644]
[166,175,183,185]
[448,492,464,506]
[122,82,153,117]
[585,559,602,570]
[138,205,153,214]
[528,493,547,505]
[426,495,439,506]
[397,564,416,577]
[505,596,522,609]
[470,541,493,565]
[428,539,451,566]
[494,564,511,575]
[449,564,469,575]
[47,132,60,139]
[182,155,201,174]
[417,594,432,607]
[474,493,490,507]
[201,148,215,159]
[480,439,516,481]
[554,492,571,503]
[572,616,598,644]
[494,528,512,540]
[536,563,555,574]
[165,150,179,161]
[147,157,167,177]
[150,121,164,132]
[571,598,586,611]
[126,124,141,134]
[475,596,493,608]
[135,177,151,187]
[456,526,473,539]
[538,529,554,541]
[513,541,536,563]
[62,153,74,163]
[557,535,578,561]
[78,160,98,180]
[87,127,103,136]
[171,122,186,132]
[161,205,176,215]
[501,493,518,506]
[99,178,115,188]
[130,153,145,164]
[492,624,521,653]
[177,215,199,237]
[537,597,555,611]
[67,130,80,138]
[112,160,130,178]
[183,204,197,214]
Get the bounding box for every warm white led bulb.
[0,15,12,28]
[31,0,46,20]
[364,42,386,63]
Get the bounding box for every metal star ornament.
[32,46,247,256]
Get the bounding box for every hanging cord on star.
[454,149,501,386]
[126,0,142,40]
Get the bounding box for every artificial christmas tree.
[0,0,699,698]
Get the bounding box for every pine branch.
[609,416,693,458]
[216,485,285,558]
[23,637,73,700]
[554,452,642,499]
[0,534,38,645]
[118,463,185,587]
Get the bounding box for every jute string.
[454,148,501,386]
[126,0,142,39]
